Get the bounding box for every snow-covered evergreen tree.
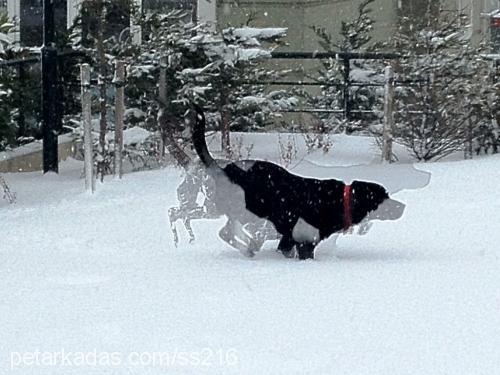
[309,0,383,133]
[176,26,294,156]
[391,6,496,161]
[1,16,15,148]
[68,3,294,166]
[0,16,35,151]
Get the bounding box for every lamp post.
[42,0,59,173]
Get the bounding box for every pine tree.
[69,0,142,176]
[310,0,382,133]
[391,4,495,161]
[0,15,37,151]
[176,26,292,156]
[1,15,16,148]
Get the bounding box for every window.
[143,0,192,13]
[20,0,67,47]
[81,0,131,46]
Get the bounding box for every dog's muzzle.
[367,198,406,221]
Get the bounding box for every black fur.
[192,105,390,259]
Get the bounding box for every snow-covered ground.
[1,133,500,374]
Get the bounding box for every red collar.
[343,184,352,232]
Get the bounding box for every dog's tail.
[192,104,218,169]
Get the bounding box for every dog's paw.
[280,248,297,259]
[239,247,256,258]
[357,222,373,235]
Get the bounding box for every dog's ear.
[350,181,389,224]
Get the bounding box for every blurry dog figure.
[168,164,215,245]
[168,163,279,254]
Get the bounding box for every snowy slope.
[1,134,499,375]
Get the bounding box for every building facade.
[3,0,499,48]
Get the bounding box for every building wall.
[216,0,397,96]
[217,0,397,52]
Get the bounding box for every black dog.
[192,105,405,260]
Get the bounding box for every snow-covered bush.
[68,121,163,173]
[0,174,16,204]
[277,134,298,167]
[302,118,333,154]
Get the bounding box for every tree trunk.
[158,57,167,157]
[113,61,125,178]
[157,104,191,169]
[96,0,107,181]
[220,92,231,157]
[81,63,94,193]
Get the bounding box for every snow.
[230,27,288,40]
[106,126,152,146]
[124,108,146,120]
[180,62,216,77]
[1,133,500,374]
[236,48,271,61]
[0,134,74,162]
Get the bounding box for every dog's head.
[350,180,405,224]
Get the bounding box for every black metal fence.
[267,51,399,125]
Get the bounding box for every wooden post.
[465,117,474,159]
[131,0,143,44]
[221,97,231,157]
[16,64,26,139]
[382,65,395,163]
[81,63,94,192]
[471,0,484,48]
[343,58,351,121]
[159,57,167,104]
[113,60,125,178]
[159,56,167,157]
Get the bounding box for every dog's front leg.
[296,243,315,260]
[278,235,297,258]
[168,207,180,246]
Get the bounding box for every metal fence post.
[113,60,125,178]
[81,63,94,192]
[42,0,59,173]
[382,64,394,163]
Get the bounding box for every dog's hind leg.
[219,219,260,258]
[183,206,211,243]
[168,207,180,246]
[243,219,279,252]
[183,218,195,243]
